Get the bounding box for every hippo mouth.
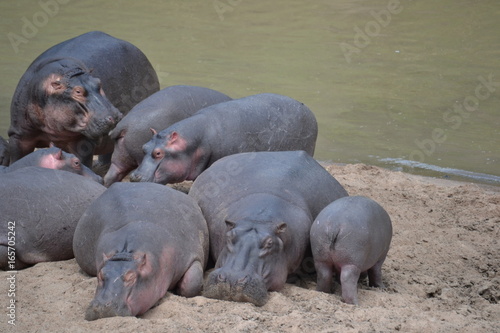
[203,270,269,306]
[85,300,133,321]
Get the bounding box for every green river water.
[0,0,499,184]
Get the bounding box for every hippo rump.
[0,136,9,166]
[73,182,209,320]
[310,196,393,305]
[0,145,102,183]
[8,31,159,167]
[188,151,348,306]
[103,85,232,187]
[130,93,318,185]
[0,167,106,270]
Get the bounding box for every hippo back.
[0,167,106,269]
[190,151,348,222]
[172,93,318,162]
[73,182,209,276]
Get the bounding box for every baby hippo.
[130,93,318,184]
[0,145,102,183]
[73,182,209,320]
[310,196,392,305]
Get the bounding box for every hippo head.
[129,129,207,184]
[85,252,157,321]
[203,219,290,306]
[34,58,122,140]
[39,145,103,184]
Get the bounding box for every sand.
[1,163,499,332]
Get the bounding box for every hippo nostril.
[217,273,226,283]
[106,116,115,125]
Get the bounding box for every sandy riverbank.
[1,163,498,332]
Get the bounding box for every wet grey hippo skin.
[0,167,106,270]
[73,182,209,320]
[188,151,348,306]
[103,85,232,187]
[310,196,393,305]
[0,145,102,184]
[8,31,159,168]
[0,136,9,166]
[130,93,318,185]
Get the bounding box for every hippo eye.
[72,159,81,168]
[74,87,83,95]
[123,271,137,287]
[259,237,274,258]
[262,237,273,249]
[72,86,87,99]
[152,149,164,160]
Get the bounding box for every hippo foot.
[92,161,111,177]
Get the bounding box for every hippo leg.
[340,264,362,305]
[367,258,386,288]
[315,261,334,294]
[93,153,112,177]
[176,261,204,297]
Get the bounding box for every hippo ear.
[275,222,287,235]
[54,149,63,160]
[102,252,113,264]
[49,142,55,148]
[149,128,158,137]
[43,74,65,94]
[135,252,153,277]
[167,132,179,144]
[166,131,187,152]
[225,220,236,230]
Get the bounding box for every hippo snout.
[129,167,155,183]
[85,299,132,321]
[203,269,269,306]
[129,170,142,182]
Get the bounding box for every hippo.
[130,93,318,184]
[188,151,348,306]
[8,31,159,168]
[73,182,209,320]
[0,136,9,166]
[310,196,393,305]
[0,167,106,270]
[103,85,232,187]
[0,144,102,183]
